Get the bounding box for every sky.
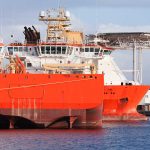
[1,0,150,84]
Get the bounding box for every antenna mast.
[39,8,71,43]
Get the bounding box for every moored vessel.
[5,7,150,122]
[0,9,105,129]
[0,72,104,129]
[104,85,149,120]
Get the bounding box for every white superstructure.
[5,44,132,85]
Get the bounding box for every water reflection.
[103,120,150,128]
[0,129,105,150]
[0,121,150,150]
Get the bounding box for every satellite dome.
[65,10,70,18]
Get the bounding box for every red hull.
[103,85,149,121]
[0,74,104,129]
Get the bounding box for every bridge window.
[104,50,111,55]
[90,48,94,52]
[67,47,73,55]
[14,47,18,52]
[85,48,89,52]
[67,47,70,54]
[62,47,66,54]
[19,47,23,52]
[80,48,84,52]
[37,47,40,54]
[8,47,13,55]
[41,46,45,54]
[57,47,61,54]
[24,47,28,52]
[46,46,50,54]
[95,48,100,52]
[51,46,56,54]
[34,47,39,56]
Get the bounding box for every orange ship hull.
[0,74,104,129]
[103,85,149,121]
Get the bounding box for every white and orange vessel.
[0,10,105,129]
[0,42,105,129]
[5,7,150,122]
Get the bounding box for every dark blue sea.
[1,120,150,150]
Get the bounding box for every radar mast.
[39,8,71,43]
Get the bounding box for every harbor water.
[0,120,150,150]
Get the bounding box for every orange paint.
[0,74,104,110]
[0,43,4,46]
[103,85,149,120]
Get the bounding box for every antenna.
[96,0,100,34]
[39,7,71,42]
[0,8,2,35]
[58,0,61,9]
[94,0,99,44]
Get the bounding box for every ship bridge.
[87,32,150,84]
